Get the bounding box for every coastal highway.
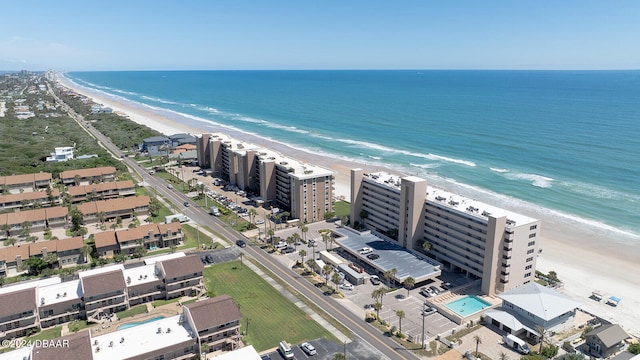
[50,83,415,360]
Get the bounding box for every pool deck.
[426,284,501,325]
[90,299,189,337]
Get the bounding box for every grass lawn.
[204,260,334,351]
[181,224,214,250]
[333,200,350,219]
[68,320,91,333]
[116,304,148,319]
[151,298,180,307]
[25,326,62,342]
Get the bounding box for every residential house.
[115,223,183,255]
[141,136,170,155]
[37,280,84,328]
[156,255,204,299]
[66,180,135,203]
[76,196,150,224]
[0,188,61,210]
[183,295,242,354]
[93,231,118,258]
[79,267,128,320]
[173,143,197,154]
[56,236,85,267]
[0,172,52,194]
[3,206,69,235]
[43,206,68,229]
[59,167,117,186]
[0,245,29,276]
[482,282,582,340]
[585,324,630,358]
[168,133,196,147]
[46,146,74,162]
[0,288,38,340]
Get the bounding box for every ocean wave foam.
[505,172,554,188]
[140,95,178,105]
[490,167,509,173]
[561,180,640,202]
[410,162,440,169]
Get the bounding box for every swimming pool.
[446,296,491,316]
[117,316,164,330]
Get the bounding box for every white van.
[503,334,530,354]
[279,340,294,359]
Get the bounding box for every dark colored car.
[366,253,380,260]
[281,246,295,254]
[236,239,247,248]
[183,201,189,207]
[205,254,214,264]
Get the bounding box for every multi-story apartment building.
[157,255,204,299]
[0,287,38,339]
[79,266,128,320]
[0,188,61,210]
[76,196,150,223]
[59,166,117,186]
[37,279,84,328]
[66,180,135,203]
[92,223,184,257]
[183,295,242,354]
[0,172,52,194]
[196,133,334,223]
[350,169,541,296]
[0,206,69,239]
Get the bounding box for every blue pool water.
[446,296,491,316]
[117,316,164,330]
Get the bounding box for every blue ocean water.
[66,70,640,239]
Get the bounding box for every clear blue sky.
[2,0,639,71]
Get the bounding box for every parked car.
[205,255,214,264]
[422,305,437,316]
[428,285,440,295]
[281,246,295,254]
[300,342,317,356]
[200,256,207,264]
[441,282,452,290]
[340,283,354,290]
[420,287,435,297]
[359,247,373,255]
[236,239,246,248]
[366,253,380,260]
[370,275,381,285]
[255,219,265,225]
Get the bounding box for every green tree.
[332,353,346,360]
[402,276,415,297]
[629,343,640,355]
[384,268,398,288]
[70,209,83,233]
[395,309,405,334]
[248,208,257,225]
[291,232,301,250]
[299,224,308,243]
[371,288,386,315]
[331,272,342,292]
[422,241,432,254]
[535,325,548,353]
[23,257,49,275]
[298,249,307,265]
[148,198,161,217]
[499,352,508,360]
[324,211,336,220]
[20,221,32,238]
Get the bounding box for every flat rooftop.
[333,227,441,283]
[364,172,537,226]
[38,279,82,306]
[0,277,60,296]
[143,252,185,265]
[78,264,124,279]
[122,264,160,286]
[212,345,261,360]
[91,315,194,360]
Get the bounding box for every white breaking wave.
[490,167,509,173]
[561,180,640,202]
[409,162,440,169]
[141,95,178,105]
[504,172,554,188]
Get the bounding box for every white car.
[255,219,265,225]
[300,342,317,356]
[340,283,354,290]
[359,247,373,255]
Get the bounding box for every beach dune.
[57,74,640,337]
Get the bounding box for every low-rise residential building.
[66,180,135,203]
[141,136,170,155]
[92,223,183,257]
[0,188,61,210]
[59,166,117,186]
[0,172,52,194]
[0,287,38,339]
[183,295,242,354]
[157,255,204,299]
[123,264,164,306]
[585,324,630,359]
[79,266,128,320]
[37,280,84,328]
[0,245,30,276]
[46,146,74,162]
[93,231,118,258]
[76,196,150,223]
[1,206,69,238]
[482,282,582,340]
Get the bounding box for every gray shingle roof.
[184,295,241,333]
[587,324,629,348]
[498,282,581,321]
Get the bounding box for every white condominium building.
[350,169,540,295]
[196,133,334,223]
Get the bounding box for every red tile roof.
[94,231,117,248]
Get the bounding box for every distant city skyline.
[2,0,639,71]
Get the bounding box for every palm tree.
[395,310,405,334]
[473,335,482,356]
[322,231,331,251]
[267,228,275,246]
[306,259,315,272]
[499,352,508,360]
[81,244,92,262]
[384,268,398,288]
[291,233,301,250]
[422,241,432,254]
[402,276,415,297]
[248,208,258,225]
[535,325,547,352]
[372,301,383,318]
[21,221,32,239]
[97,211,106,225]
[331,272,342,292]
[299,224,309,243]
[371,288,387,311]
[323,264,333,285]
[298,249,307,265]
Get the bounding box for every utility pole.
[422,311,426,349]
[196,223,200,250]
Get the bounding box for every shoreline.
[57,74,640,336]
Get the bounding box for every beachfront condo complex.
[350,169,541,296]
[196,133,335,223]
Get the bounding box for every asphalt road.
[51,85,416,360]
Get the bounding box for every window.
[526,257,534,262]
[529,233,537,238]
[524,272,532,278]
[525,265,532,270]
[530,225,537,230]
[527,249,535,254]
[527,241,536,247]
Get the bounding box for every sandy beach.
[57,75,640,337]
